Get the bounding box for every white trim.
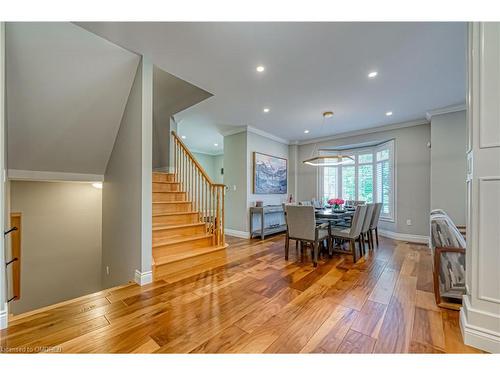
[153,166,171,173]
[134,270,153,286]
[246,126,289,145]
[460,307,500,353]
[378,229,429,244]
[0,302,8,329]
[425,103,467,121]
[219,126,247,137]
[8,169,104,182]
[224,228,250,239]
[297,119,429,146]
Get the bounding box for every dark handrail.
[4,226,18,236]
[6,257,18,267]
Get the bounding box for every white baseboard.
[224,229,250,239]
[378,229,429,244]
[460,307,500,353]
[0,302,8,329]
[134,270,153,286]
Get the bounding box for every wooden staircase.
[152,133,227,280]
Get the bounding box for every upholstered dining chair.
[331,204,367,262]
[284,205,330,267]
[360,203,376,254]
[369,203,383,247]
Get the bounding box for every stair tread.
[152,181,180,184]
[153,233,212,248]
[153,223,206,231]
[152,211,199,217]
[153,200,191,204]
[153,245,226,265]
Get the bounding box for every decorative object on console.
[255,200,263,207]
[253,152,287,194]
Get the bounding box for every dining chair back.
[286,205,316,242]
[369,203,383,247]
[360,203,376,251]
[298,200,313,206]
[349,204,367,238]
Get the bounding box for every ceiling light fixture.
[256,65,265,73]
[303,155,354,167]
[304,130,310,134]
[368,71,378,78]
[92,182,103,189]
[263,108,270,113]
[385,111,393,116]
[181,135,186,139]
[323,111,334,118]
[214,143,218,147]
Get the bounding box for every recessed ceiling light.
[385,111,393,116]
[214,143,218,147]
[304,130,310,134]
[323,111,334,118]
[92,182,103,189]
[368,71,378,78]
[181,135,186,139]
[256,65,265,73]
[263,108,270,113]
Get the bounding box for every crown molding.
[220,126,289,145]
[189,148,224,156]
[425,103,466,121]
[246,126,289,145]
[297,119,429,146]
[8,169,104,182]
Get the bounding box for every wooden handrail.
[171,131,226,246]
[171,131,215,185]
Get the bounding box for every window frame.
[317,139,395,222]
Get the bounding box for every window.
[319,140,395,221]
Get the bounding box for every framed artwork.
[253,152,287,194]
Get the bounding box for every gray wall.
[102,58,152,288]
[247,132,289,209]
[430,110,466,225]
[0,22,6,324]
[295,123,431,236]
[223,132,248,233]
[193,152,223,184]
[10,181,102,314]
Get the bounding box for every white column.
[0,22,7,330]
[460,22,500,353]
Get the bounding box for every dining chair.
[285,205,331,267]
[360,203,376,254]
[331,204,367,263]
[369,203,383,247]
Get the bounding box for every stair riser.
[153,224,206,243]
[152,192,186,202]
[152,213,199,226]
[152,173,175,183]
[153,183,181,193]
[153,236,214,258]
[153,247,227,280]
[153,202,192,215]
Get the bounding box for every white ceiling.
[6,22,140,175]
[78,22,467,154]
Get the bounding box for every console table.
[249,205,286,240]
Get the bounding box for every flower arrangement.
[327,198,345,209]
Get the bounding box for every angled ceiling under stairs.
[6,22,140,176]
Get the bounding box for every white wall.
[102,57,152,288]
[430,110,466,225]
[295,123,431,237]
[9,181,102,314]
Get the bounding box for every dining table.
[315,207,355,226]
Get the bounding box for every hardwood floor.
[0,235,483,353]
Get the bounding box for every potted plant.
[327,198,345,210]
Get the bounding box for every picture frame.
[253,152,287,194]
